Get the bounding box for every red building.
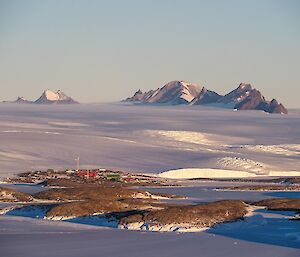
[77,170,98,178]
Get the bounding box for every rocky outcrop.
[267,99,288,114]
[34,184,152,202]
[0,187,33,202]
[118,200,247,232]
[254,198,300,211]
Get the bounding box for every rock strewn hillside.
[119,200,247,231]
[34,184,151,202]
[254,198,300,211]
[0,187,33,202]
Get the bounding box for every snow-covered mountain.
[34,90,78,104]
[125,81,201,105]
[222,84,288,114]
[4,90,79,104]
[124,81,288,114]
[236,94,288,114]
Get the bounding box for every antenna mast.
[75,156,80,171]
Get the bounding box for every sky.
[0,0,299,107]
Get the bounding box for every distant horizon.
[2,79,298,109]
[1,0,299,107]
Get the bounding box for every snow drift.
[159,168,300,179]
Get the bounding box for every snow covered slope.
[35,90,78,104]
[0,104,299,179]
[158,168,300,179]
[1,214,298,257]
[217,83,253,106]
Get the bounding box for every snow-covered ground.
[209,207,300,249]
[216,157,269,173]
[1,215,299,257]
[144,183,300,203]
[1,185,300,256]
[0,103,299,178]
[159,168,300,179]
[1,103,300,256]
[1,182,300,255]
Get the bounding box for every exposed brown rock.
[119,200,247,228]
[46,200,129,218]
[34,184,150,202]
[46,198,167,219]
[0,187,33,202]
[254,198,300,211]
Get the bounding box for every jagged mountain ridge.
[14,97,33,104]
[125,81,201,105]
[124,81,288,114]
[5,90,78,104]
[35,89,78,104]
[191,87,222,105]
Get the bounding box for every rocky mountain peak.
[35,89,78,104]
[237,83,252,91]
[124,81,288,114]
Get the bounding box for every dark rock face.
[191,87,222,105]
[218,83,253,105]
[13,97,32,104]
[124,81,288,114]
[125,89,145,102]
[235,92,288,114]
[268,99,288,114]
[234,89,266,110]
[119,200,247,229]
[54,98,78,104]
[234,89,264,110]
[254,198,300,211]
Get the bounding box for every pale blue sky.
[0,0,299,107]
